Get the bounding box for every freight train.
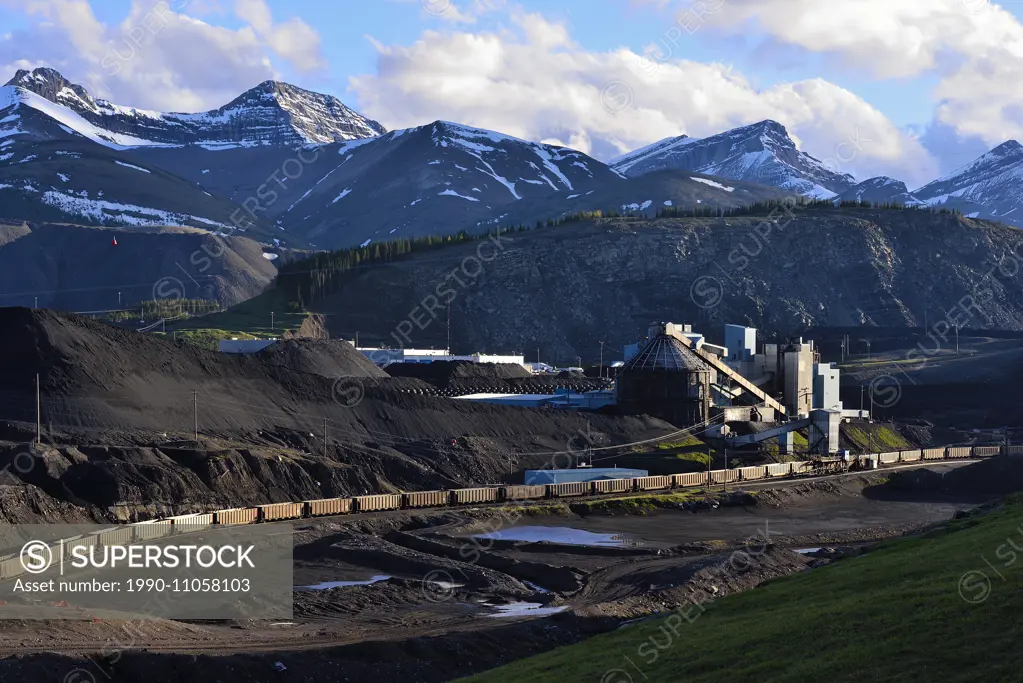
[0,444,1016,581]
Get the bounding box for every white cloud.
[652,0,1023,165]
[234,0,325,71]
[386,0,507,24]
[351,12,938,185]
[0,0,325,111]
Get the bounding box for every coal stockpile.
[0,308,660,440]
[888,457,1023,495]
[386,360,531,383]
[385,361,609,397]
[0,308,674,520]
[255,338,387,378]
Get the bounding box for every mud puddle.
[298,575,392,590]
[473,525,645,547]
[483,601,568,618]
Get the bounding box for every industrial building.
[525,468,648,485]
[615,324,715,426]
[356,347,528,369]
[617,321,859,454]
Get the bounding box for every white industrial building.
[813,362,842,411]
[357,347,528,369]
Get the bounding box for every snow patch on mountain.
[438,189,479,202]
[114,160,151,173]
[39,189,233,229]
[2,86,165,149]
[691,177,734,192]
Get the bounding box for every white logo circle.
[20,540,53,574]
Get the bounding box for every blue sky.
[2,0,1022,185]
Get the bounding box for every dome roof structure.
[620,334,712,373]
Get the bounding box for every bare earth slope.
[0,222,278,310]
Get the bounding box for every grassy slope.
[462,495,1023,683]
[164,287,310,347]
[843,423,914,451]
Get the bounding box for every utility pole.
[118,291,121,307]
[35,374,41,446]
[192,391,198,443]
[599,341,605,379]
[860,385,864,414]
[446,306,451,353]
[840,338,845,362]
[323,417,328,455]
[355,331,359,348]
[723,447,728,492]
[955,323,959,355]
[866,340,871,361]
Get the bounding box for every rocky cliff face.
[316,209,1023,363]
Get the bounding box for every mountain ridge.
[5,67,386,148]
[610,119,857,199]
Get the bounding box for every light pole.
[954,323,959,355]
[271,311,275,331]
[599,341,605,379]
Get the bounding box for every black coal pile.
[386,360,531,383]
[0,308,674,519]
[888,456,1023,495]
[385,360,609,397]
[254,338,386,378]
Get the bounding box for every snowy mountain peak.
[989,140,1023,156]
[2,67,385,149]
[734,119,789,138]
[913,140,1023,223]
[6,67,99,111]
[214,80,387,143]
[611,119,855,199]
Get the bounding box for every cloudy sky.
[1,0,1021,187]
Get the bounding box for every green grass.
[654,435,706,450]
[672,451,711,466]
[461,496,1023,683]
[843,423,913,451]
[162,328,262,351]
[166,287,310,343]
